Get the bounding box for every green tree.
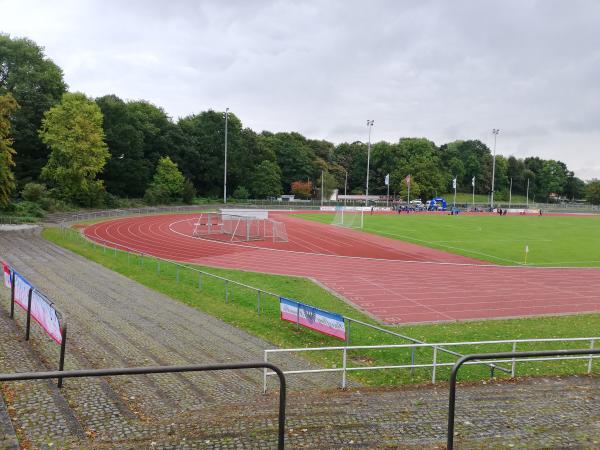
[232,186,249,200]
[39,92,109,206]
[585,180,600,205]
[96,95,153,197]
[0,34,67,184]
[388,138,446,200]
[250,160,282,198]
[260,132,315,193]
[144,156,185,204]
[0,93,18,207]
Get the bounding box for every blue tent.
[427,197,447,211]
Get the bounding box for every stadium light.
[365,120,374,206]
[491,128,500,209]
[223,108,229,204]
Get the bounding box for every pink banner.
[2,262,10,289]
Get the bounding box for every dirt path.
[0,228,599,448]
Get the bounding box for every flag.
[452,178,457,189]
[405,174,411,186]
[472,176,475,187]
[384,174,389,186]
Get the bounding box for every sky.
[2,0,599,179]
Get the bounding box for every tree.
[0,93,18,207]
[0,34,67,184]
[290,180,312,199]
[39,93,109,206]
[144,156,185,204]
[260,132,315,193]
[96,95,153,197]
[250,160,282,198]
[585,180,600,205]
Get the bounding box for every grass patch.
[298,213,600,267]
[43,226,600,386]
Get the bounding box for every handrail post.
[9,270,15,318]
[432,346,438,383]
[25,288,33,341]
[58,323,67,388]
[342,347,348,389]
[263,352,268,394]
[511,341,517,377]
[588,339,595,374]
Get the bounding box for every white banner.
[12,271,63,344]
[30,291,63,344]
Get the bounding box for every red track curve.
[84,212,600,325]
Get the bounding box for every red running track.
[84,213,600,325]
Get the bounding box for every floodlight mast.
[365,120,374,206]
[224,108,229,204]
[490,128,499,209]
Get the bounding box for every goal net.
[331,207,364,229]
[191,212,288,243]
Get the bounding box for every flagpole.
[453,179,457,208]
[526,178,530,208]
[387,181,390,208]
[472,177,475,208]
[509,177,513,208]
[407,175,411,205]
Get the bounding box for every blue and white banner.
[280,297,346,340]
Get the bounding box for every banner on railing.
[30,290,63,344]
[279,297,346,340]
[2,262,10,289]
[13,271,32,310]
[10,269,63,344]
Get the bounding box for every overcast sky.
[2,0,599,179]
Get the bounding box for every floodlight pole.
[344,170,348,206]
[224,108,229,204]
[490,128,499,209]
[365,120,374,206]
[321,170,324,206]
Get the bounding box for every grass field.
[299,213,600,267]
[43,226,600,387]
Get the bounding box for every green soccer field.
[297,213,600,267]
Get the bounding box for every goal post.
[192,210,288,243]
[332,206,364,229]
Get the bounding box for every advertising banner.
[30,290,63,344]
[2,262,10,289]
[13,271,32,310]
[11,271,63,344]
[280,297,346,340]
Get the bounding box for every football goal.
[191,212,288,243]
[331,207,364,229]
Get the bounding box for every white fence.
[263,337,599,392]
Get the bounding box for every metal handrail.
[0,361,287,449]
[447,348,600,450]
[264,337,599,390]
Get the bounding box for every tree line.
[1,33,599,212]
